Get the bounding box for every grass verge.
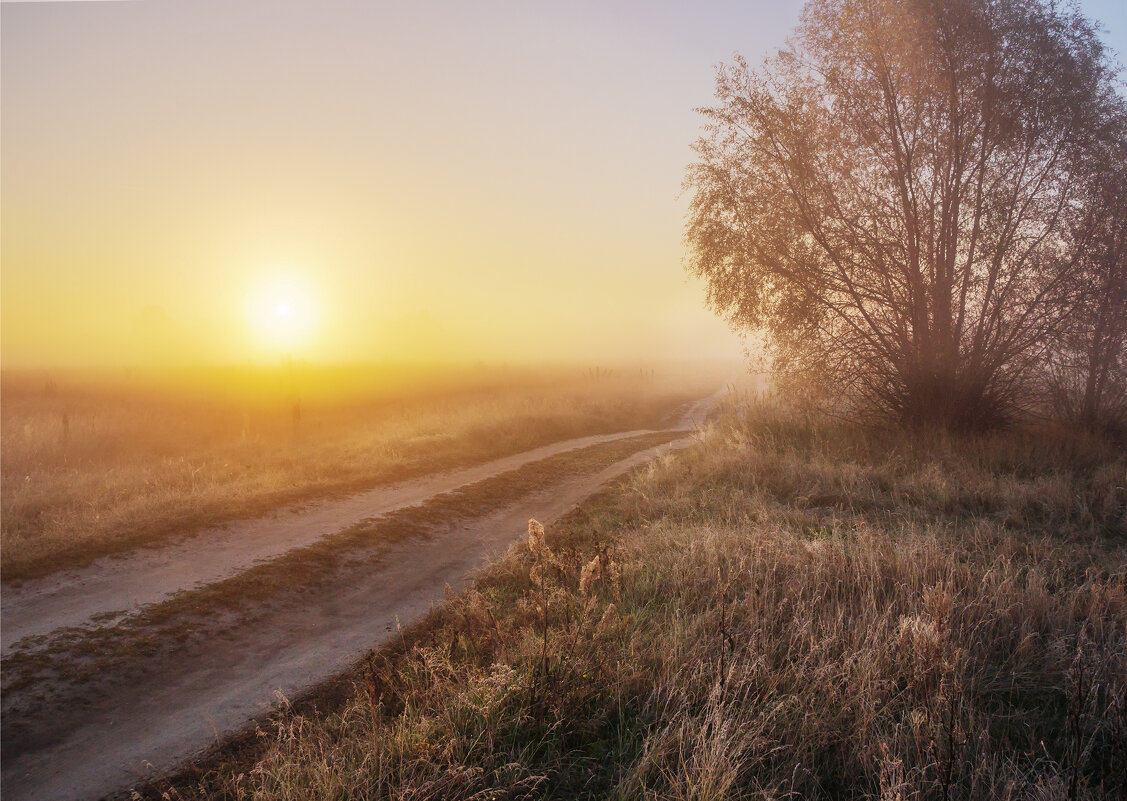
[143,402,1126,799]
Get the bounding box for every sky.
[2,0,1125,368]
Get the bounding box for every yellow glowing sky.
[3,0,1124,367]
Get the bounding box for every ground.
[3,385,1123,800]
[143,400,1127,800]
[0,375,727,801]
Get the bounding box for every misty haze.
[1,1,1125,800]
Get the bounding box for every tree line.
[685,0,1126,431]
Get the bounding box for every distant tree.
[685,0,1119,428]
[1047,108,1127,431]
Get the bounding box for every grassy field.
[156,399,1126,800]
[1,365,715,580]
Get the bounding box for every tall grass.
[2,367,710,579]
[158,401,1126,800]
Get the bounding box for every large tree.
[685,0,1118,428]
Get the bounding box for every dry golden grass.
[156,399,1126,800]
[1,365,712,579]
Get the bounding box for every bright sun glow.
[249,276,317,353]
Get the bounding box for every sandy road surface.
[1,388,723,801]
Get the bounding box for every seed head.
[527,518,547,556]
[579,555,602,595]
[596,603,617,636]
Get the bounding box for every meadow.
[1,364,715,580]
[156,398,1127,800]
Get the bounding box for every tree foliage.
[685,0,1123,428]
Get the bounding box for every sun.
[250,276,317,352]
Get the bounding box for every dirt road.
[1,429,673,654]
[0,389,723,801]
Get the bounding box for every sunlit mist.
[0,0,801,369]
[248,274,319,354]
[3,3,1127,801]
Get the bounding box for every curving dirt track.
[0,388,724,801]
[1,429,675,654]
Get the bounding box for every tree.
[685,0,1119,428]
[1047,108,1127,431]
